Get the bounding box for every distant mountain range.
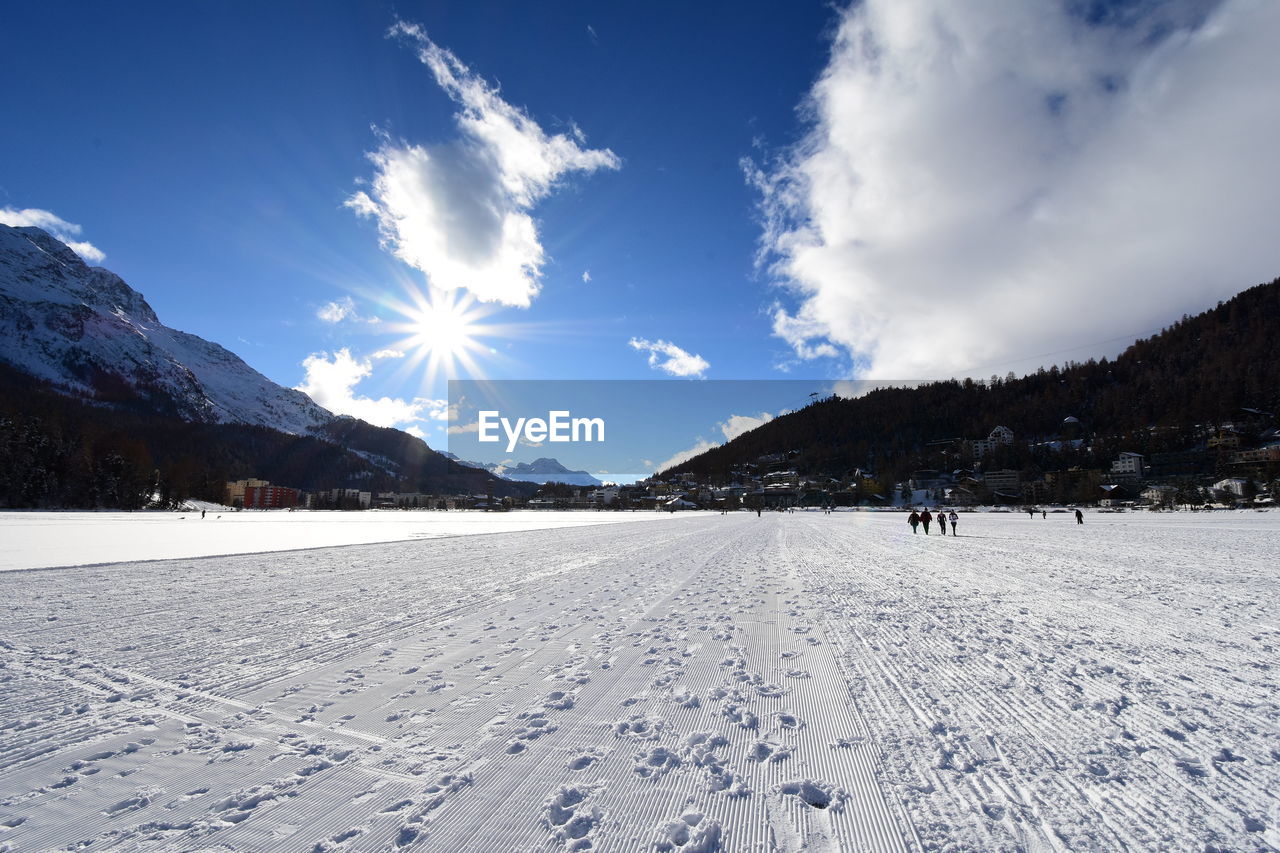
[444,454,603,487]
[0,224,534,507]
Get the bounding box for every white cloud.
[346,22,620,307]
[825,379,918,399]
[655,439,718,472]
[582,270,592,283]
[750,0,1280,378]
[628,337,710,377]
[294,347,445,430]
[317,296,356,324]
[62,241,105,264]
[0,207,105,263]
[447,420,480,435]
[655,411,773,472]
[720,411,773,442]
[421,398,452,421]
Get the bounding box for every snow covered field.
[1,510,1277,851]
[0,510,689,572]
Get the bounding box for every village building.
[966,425,1014,459]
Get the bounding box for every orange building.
[243,484,300,509]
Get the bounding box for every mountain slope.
[0,225,536,507]
[0,224,333,433]
[666,276,1280,483]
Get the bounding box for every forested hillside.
[0,363,533,509]
[667,277,1280,484]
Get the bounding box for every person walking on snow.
[908,510,921,533]
[937,511,948,535]
[948,510,959,535]
[1075,508,1084,524]
[920,508,933,534]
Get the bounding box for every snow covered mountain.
[0,224,334,434]
[444,453,603,487]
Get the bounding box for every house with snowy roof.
[1212,478,1255,498]
[965,426,1014,459]
[1108,452,1146,484]
[1098,484,1131,506]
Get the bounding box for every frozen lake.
[0,509,694,572]
[0,509,1276,851]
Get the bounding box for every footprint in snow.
[568,749,603,771]
[746,740,793,763]
[773,779,847,811]
[722,704,758,730]
[634,745,682,778]
[773,712,803,730]
[323,825,366,846]
[655,812,722,852]
[670,690,700,709]
[543,785,602,849]
[612,715,664,740]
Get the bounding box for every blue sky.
[3,1,1279,462]
[446,380,892,482]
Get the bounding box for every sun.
[383,286,496,387]
[409,292,476,358]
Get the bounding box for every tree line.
[0,363,532,509]
[667,276,1280,487]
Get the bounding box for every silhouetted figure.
[920,509,933,534]
[908,510,920,534]
[1075,509,1084,524]
[948,510,959,535]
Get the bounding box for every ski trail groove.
[2,511,1276,851]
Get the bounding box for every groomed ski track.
[1,511,1276,851]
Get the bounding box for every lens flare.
[383,287,496,387]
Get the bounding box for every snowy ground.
[1,510,1277,852]
[0,510,689,572]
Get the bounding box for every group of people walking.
[1028,507,1086,524]
[907,508,959,535]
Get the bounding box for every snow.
[0,509,690,572]
[444,453,604,487]
[0,224,334,434]
[0,510,1277,851]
